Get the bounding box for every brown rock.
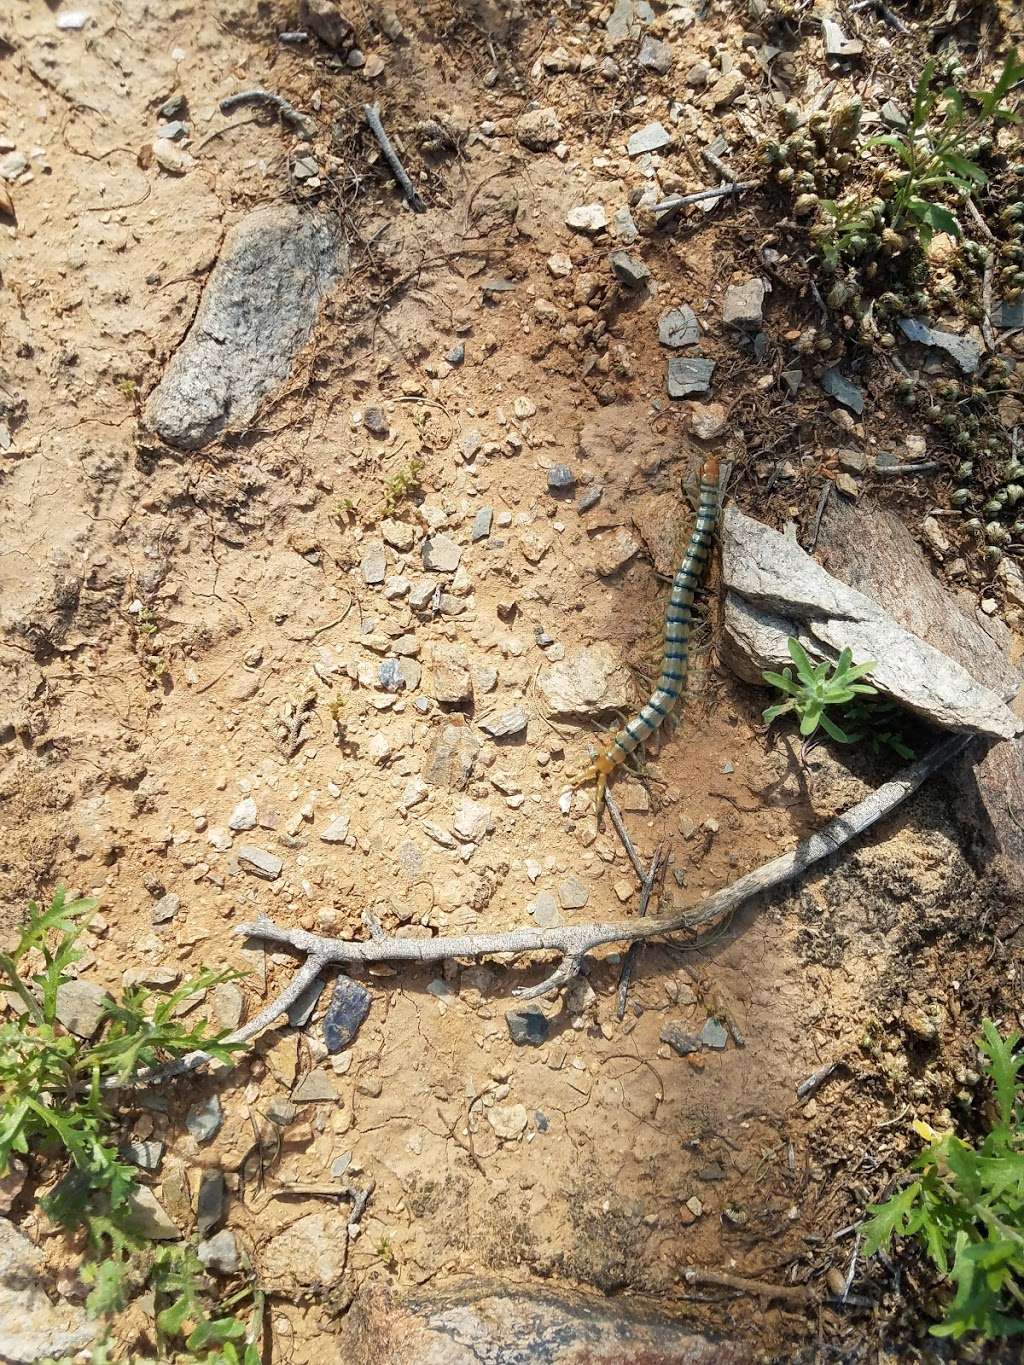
[430,644,473,707]
[299,0,354,49]
[424,722,481,789]
[260,1212,348,1291]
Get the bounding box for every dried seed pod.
[986,522,1011,545]
[985,546,1004,564]
[776,166,795,185]
[956,462,974,479]
[781,102,803,131]
[829,97,862,151]
[1006,483,1024,505]
[950,488,971,507]
[984,496,1007,514]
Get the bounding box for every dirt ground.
[2,1,1023,1360]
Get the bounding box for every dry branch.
[136,731,969,1086]
[364,102,425,213]
[218,89,316,141]
[683,1266,813,1305]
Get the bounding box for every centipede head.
[700,454,721,484]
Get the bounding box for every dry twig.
[133,732,970,1086]
[684,1266,813,1305]
[219,89,316,140]
[364,102,426,213]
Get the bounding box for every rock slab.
[146,206,345,449]
[720,507,1020,739]
[819,497,1024,891]
[0,1218,97,1362]
[335,1280,747,1364]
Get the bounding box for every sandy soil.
[2,1,1022,1359]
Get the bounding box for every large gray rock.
[146,206,345,449]
[721,507,1020,739]
[0,1218,97,1362]
[819,498,1024,891]
[335,1280,746,1364]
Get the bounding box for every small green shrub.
[864,1020,1024,1340]
[867,50,1024,247]
[762,637,877,742]
[0,891,257,1356]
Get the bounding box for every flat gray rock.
[125,1186,181,1240]
[667,356,715,398]
[994,298,1024,329]
[609,251,650,289]
[537,644,633,716]
[898,317,982,374]
[54,980,109,1039]
[821,367,864,414]
[720,507,1020,739]
[335,1278,746,1364]
[658,306,700,348]
[480,707,528,737]
[186,1095,223,1143]
[237,844,283,880]
[627,121,671,157]
[145,206,345,449]
[198,1228,240,1275]
[722,278,767,328]
[606,0,654,36]
[820,497,1024,891]
[0,1218,97,1362]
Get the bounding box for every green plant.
[762,637,877,742]
[0,890,245,1318]
[838,698,914,760]
[379,457,423,519]
[864,1020,1024,1340]
[816,195,881,269]
[866,51,1024,246]
[152,1244,262,1364]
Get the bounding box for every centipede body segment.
[584,455,721,809]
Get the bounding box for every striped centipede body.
[581,455,721,810]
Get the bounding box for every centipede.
[581,455,721,811]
